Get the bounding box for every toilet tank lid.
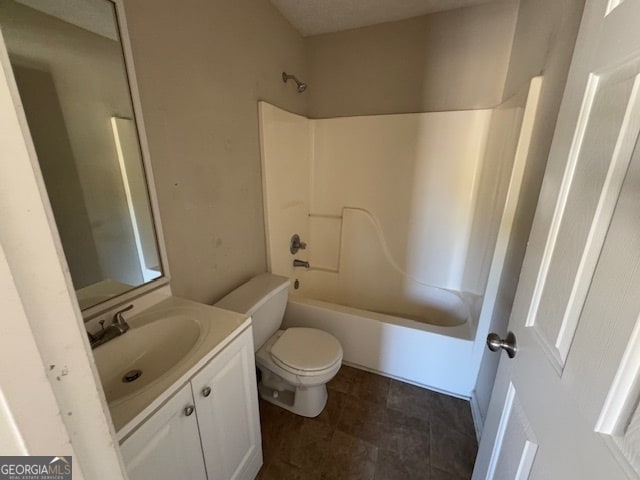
[215,273,290,316]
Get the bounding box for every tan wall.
[473,0,586,423]
[122,0,307,303]
[305,0,519,118]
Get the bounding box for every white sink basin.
[89,296,250,434]
[92,315,201,403]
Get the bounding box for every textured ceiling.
[270,0,501,37]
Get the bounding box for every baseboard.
[469,390,484,441]
[342,360,471,400]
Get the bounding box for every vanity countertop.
[91,295,250,440]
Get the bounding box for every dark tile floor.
[256,365,478,480]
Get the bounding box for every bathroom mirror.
[0,0,168,313]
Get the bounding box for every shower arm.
[282,71,307,92]
[282,72,298,83]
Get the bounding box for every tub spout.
[293,259,310,268]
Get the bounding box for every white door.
[191,328,262,480]
[474,0,640,478]
[120,383,207,480]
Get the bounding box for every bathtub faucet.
[293,259,310,268]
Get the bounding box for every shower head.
[282,72,307,93]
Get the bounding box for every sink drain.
[122,369,142,383]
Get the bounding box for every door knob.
[486,331,517,358]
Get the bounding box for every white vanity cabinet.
[120,327,262,480]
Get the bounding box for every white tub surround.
[260,78,541,398]
[259,102,492,295]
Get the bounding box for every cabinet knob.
[201,386,212,398]
[184,405,195,416]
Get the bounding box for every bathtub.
[282,291,480,398]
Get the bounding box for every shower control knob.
[487,331,517,358]
[290,234,307,254]
[201,386,212,398]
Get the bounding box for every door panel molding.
[597,310,640,477]
[527,59,640,374]
[486,383,538,480]
[597,311,640,436]
[556,72,640,363]
[525,74,599,335]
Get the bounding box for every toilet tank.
[215,273,290,351]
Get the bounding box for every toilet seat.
[270,328,342,374]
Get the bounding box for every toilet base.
[257,369,328,417]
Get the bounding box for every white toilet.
[215,273,343,417]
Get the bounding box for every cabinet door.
[191,328,262,480]
[120,383,207,480]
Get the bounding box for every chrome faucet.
[293,259,310,268]
[112,304,133,334]
[88,304,134,349]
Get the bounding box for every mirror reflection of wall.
[0,0,162,310]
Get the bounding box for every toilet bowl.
[215,273,343,417]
